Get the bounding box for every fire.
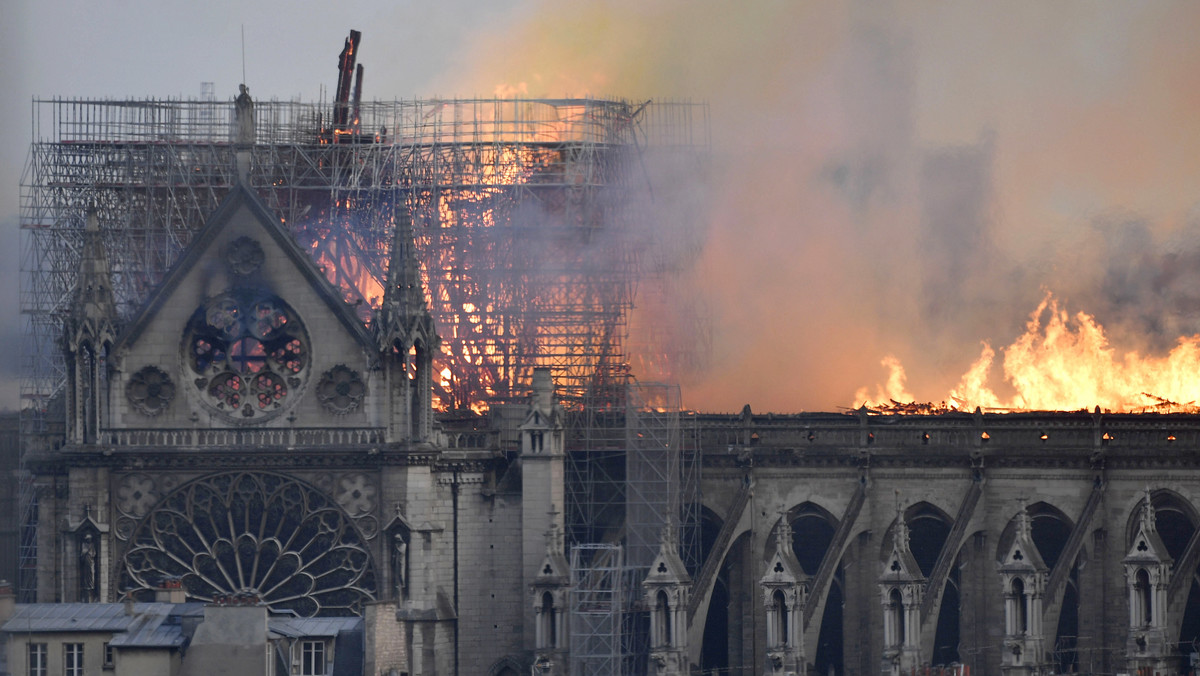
[859,293,1200,413]
[853,356,914,407]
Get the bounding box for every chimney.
[0,580,14,625]
[532,367,553,412]
[155,577,187,604]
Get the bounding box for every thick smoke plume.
[426,1,1200,412]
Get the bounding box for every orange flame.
[860,293,1200,413]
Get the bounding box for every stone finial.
[774,510,792,555]
[1015,499,1033,541]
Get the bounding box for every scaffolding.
[566,382,700,675]
[21,96,707,415]
[19,96,708,605]
[570,544,625,676]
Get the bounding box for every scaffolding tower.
[566,382,700,675]
[19,95,708,605]
[571,544,625,676]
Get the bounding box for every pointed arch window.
[1008,577,1028,635]
[1133,568,1152,627]
[770,589,789,647]
[655,590,673,647]
[886,588,905,647]
[540,591,558,648]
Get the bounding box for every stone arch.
[781,501,842,676]
[701,529,752,674]
[1124,488,1197,560]
[880,501,952,576]
[995,501,1075,566]
[765,500,838,575]
[1028,501,1075,570]
[997,501,1077,672]
[1128,489,1200,671]
[487,655,525,676]
[882,501,959,665]
[119,470,377,616]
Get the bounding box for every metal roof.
[3,603,360,647]
[109,603,204,648]
[1,603,205,643]
[269,616,361,638]
[1,603,137,633]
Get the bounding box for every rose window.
[126,366,175,416]
[184,290,309,421]
[120,472,376,616]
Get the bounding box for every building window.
[1010,577,1028,634]
[886,588,905,646]
[769,588,788,647]
[64,643,84,676]
[301,640,326,676]
[104,641,114,667]
[28,643,47,676]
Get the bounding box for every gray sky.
[7,1,1200,412]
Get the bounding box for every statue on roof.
[235,84,255,146]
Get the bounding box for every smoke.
[427,0,1200,412]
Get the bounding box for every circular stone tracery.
[184,290,309,421]
[224,236,265,275]
[120,472,376,616]
[125,366,175,416]
[317,365,366,415]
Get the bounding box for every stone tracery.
[120,471,376,616]
[183,290,309,421]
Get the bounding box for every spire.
[1016,498,1033,542]
[67,209,118,351]
[535,505,570,584]
[661,513,677,551]
[375,200,436,351]
[774,511,792,557]
[646,514,691,585]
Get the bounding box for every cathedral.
[16,175,1200,676]
[16,181,590,675]
[10,87,1200,676]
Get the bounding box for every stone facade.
[23,184,537,676]
[24,180,1200,676]
[694,409,1200,676]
